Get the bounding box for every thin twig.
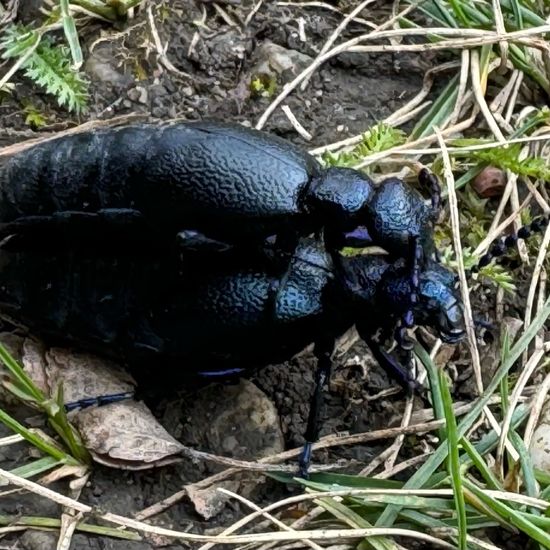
[299,0,377,90]
[470,50,506,141]
[147,5,191,79]
[135,396,505,521]
[496,344,548,477]
[436,128,483,394]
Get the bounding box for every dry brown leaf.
[72,401,184,470]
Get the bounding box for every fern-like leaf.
[321,123,407,167]
[1,25,88,114]
[452,137,550,181]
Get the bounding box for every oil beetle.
[0,234,464,474]
[0,120,441,262]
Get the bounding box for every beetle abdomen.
[0,122,318,225]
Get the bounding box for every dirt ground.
[0,2,480,549]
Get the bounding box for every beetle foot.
[395,326,415,352]
[342,225,373,248]
[176,230,234,253]
[469,213,550,273]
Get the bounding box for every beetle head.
[378,260,465,344]
[416,263,465,344]
[365,178,436,257]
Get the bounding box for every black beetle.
[0,235,464,474]
[0,121,440,260]
[0,121,443,355]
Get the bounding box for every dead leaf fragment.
[72,401,185,470]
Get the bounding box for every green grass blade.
[456,1,494,26]
[48,384,90,464]
[460,437,502,490]
[420,0,460,27]
[464,479,550,547]
[404,509,498,530]
[0,344,89,464]
[376,298,550,527]
[500,328,511,416]
[509,431,539,503]
[2,380,42,404]
[518,513,550,530]
[67,0,117,20]
[511,107,550,138]
[0,514,140,540]
[508,0,523,28]
[499,0,546,26]
[10,456,62,478]
[317,498,397,550]
[0,407,77,464]
[414,344,444,434]
[349,495,455,510]
[447,0,470,26]
[0,343,45,402]
[439,368,467,550]
[59,0,82,68]
[410,74,459,139]
[299,473,402,489]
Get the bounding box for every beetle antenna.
[393,235,422,353]
[418,168,441,220]
[468,211,550,275]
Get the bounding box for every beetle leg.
[298,334,335,478]
[64,391,135,412]
[342,225,373,248]
[370,343,419,394]
[357,326,419,393]
[197,367,245,378]
[393,234,422,352]
[176,230,234,253]
[0,208,146,242]
[262,232,303,320]
[468,212,550,274]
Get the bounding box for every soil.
[0,2,478,549]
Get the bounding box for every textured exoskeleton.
[0,236,464,473]
[0,122,440,259]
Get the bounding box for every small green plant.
[0,0,146,115]
[321,123,407,167]
[23,102,48,129]
[0,343,90,466]
[440,245,517,292]
[452,139,550,181]
[1,24,89,114]
[250,73,278,98]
